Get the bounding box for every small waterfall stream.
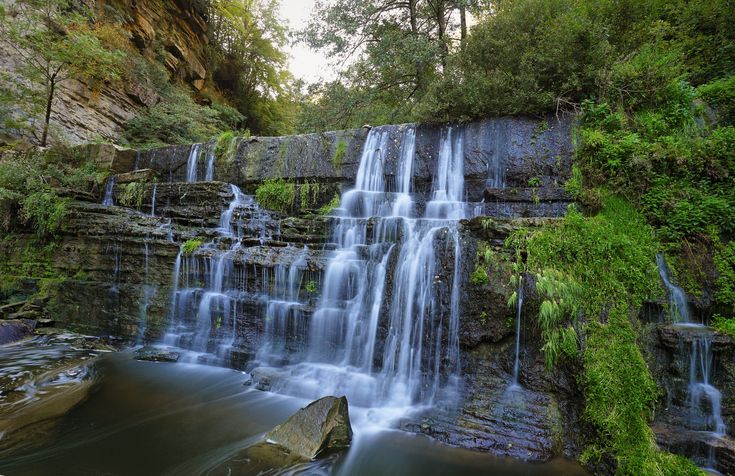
[186,143,201,183]
[149,184,157,217]
[657,253,728,470]
[102,176,116,206]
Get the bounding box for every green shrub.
[20,191,68,238]
[712,236,735,313]
[118,182,148,209]
[123,91,244,148]
[255,178,296,212]
[698,76,735,125]
[469,266,489,285]
[305,280,317,293]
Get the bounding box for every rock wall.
[0,0,210,144]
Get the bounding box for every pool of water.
[0,350,588,475]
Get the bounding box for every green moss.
[255,178,296,212]
[182,239,203,254]
[333,139,346,170]
[469,266,489,285]
[508,196,698,473]
[697,75,735,125]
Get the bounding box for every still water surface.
[0,351,588,475]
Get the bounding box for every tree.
[206,0,296,134]
[0,0,125,146]
[295,0,482,131]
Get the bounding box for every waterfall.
[657,253,728,471]
[149,184,157,217]
[688,335,727,436]
[205,144,215,181]
[252,125,463,416]
[102,176,116,207]
[162,184,271,364]
[186,144,201,182]
[656,253,693,325]
[137,238,156,344]
[511,276,524,389]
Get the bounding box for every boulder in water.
[265,396,353,459]
[135,346,180,362]
[0,319,34,345]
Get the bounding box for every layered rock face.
[0,0,209,144]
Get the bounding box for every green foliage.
[299,181,321,209]
[527,177,542,188]
[712,314,735,339]
[215,131,239,161]
[255,178,296,212]
[118,182,148,209]
[534,269,581,369]
[582,309,702,475]
[20,191,68,238]
[305,280,317,293]
[469,266,489,286]
[0,0,127,145]
[509,196,695,472]
[712,236,735,314]
[317,194,340,215]
[182,239,204,255]
[333,139,347,170]
[205,0,295,135]
[698,76,735,125]
[123,91,244,148]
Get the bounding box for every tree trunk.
[41,77,55,147]
[408,0,424,92]
[460,4,467,44]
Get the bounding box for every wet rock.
[264,396,353,459]
[0,319,33,345]
[0,300,26,317]
[251,366,284,391]
[135,346,180,362]
[653,423,735,474]
[114,169,158,184]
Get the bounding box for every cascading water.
[186,143,201,183]
[162,184,272,364]
[102,176,116,207]
[688,335,727,436]
[205,143,215,181]
[656,253,692,325]
[657,253,728,471]
[149,184,157,217]
[250,125,464,421]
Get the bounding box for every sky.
[279,0,333,84]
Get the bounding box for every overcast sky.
[279,0,333,84]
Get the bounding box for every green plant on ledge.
[470,265,489,285]
[255,178,296,212]
[318,194,341,215]
[182,239,203,254]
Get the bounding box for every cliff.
[0,0,210,144]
